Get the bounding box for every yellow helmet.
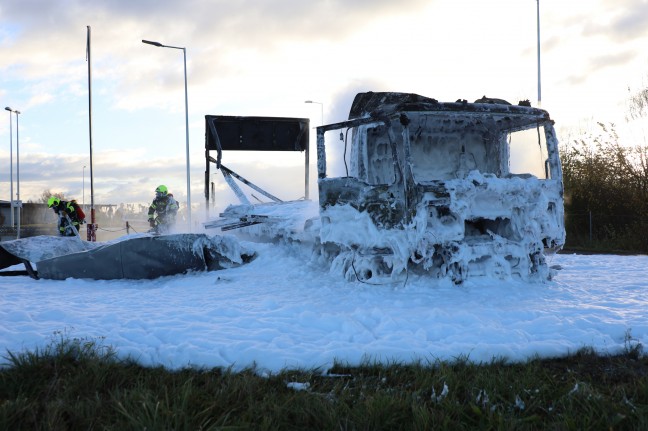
[47,196,60,208]
[155,185,168,197]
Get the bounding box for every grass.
[1,336,647,430]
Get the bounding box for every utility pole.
[86,26,97,241]
[536,0,541,106]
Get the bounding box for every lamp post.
[14,109,20,238]
[304,100,324,125]
[4,107,14,229]
[86,25,97,241]
[142,39,192,231]
[303,101,324,201]
[536,0,541,106]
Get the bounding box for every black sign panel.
[205,115,309,152]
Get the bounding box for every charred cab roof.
[348,92,551,127]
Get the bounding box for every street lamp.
[4,107,21,238]
[304,100,324,125]
[536,0,541,106]
[4,107,14,230]
[14,109,20,238]
[142,39,192,231]
[303,101,324,202]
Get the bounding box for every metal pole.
[304,101,324,201]
[15,110,20,239]
[83,165,86,207]
[87,25,96,241]
[182,47,192,231]
[5,107,14,228]
[305,134,309,200]
[536,0,541,106]
[142,39,191,231]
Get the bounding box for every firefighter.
[148,185,179,233]
[47,196,84,236]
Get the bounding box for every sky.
[2,0,648,215]
[1,236,647,373]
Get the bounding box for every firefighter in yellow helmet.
[147,185,179,233]
[47,196,84,236]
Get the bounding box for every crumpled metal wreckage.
[0,234,256,280]
[205,92,565,284]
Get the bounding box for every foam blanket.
[0,234,255,280]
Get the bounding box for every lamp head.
[142,39,163,47]
[4,107,12,112]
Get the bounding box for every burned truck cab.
[316,92,565,283]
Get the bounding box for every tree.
[561,122,648,251]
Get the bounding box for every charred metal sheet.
[0,236,90,269]
[349,92,439,119]
[348,92,550,123]
[1,234,255,280]
[220,164,283,204]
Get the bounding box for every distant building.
[0,201,57,241]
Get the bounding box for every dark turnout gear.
[148,185,179,232]
[48,196,84,237]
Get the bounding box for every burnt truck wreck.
[203,91,565,283]
[315,92,565,283]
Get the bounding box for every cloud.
[0,147,193,204]
[3,0,646,207]
[25,92,54,109]
[1,0,435,117]
[583,0,648,42]
[589,50,638,70]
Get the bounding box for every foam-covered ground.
[1,240,646,372]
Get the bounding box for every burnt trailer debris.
[316,92,565,283]
[0,234,256,280]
